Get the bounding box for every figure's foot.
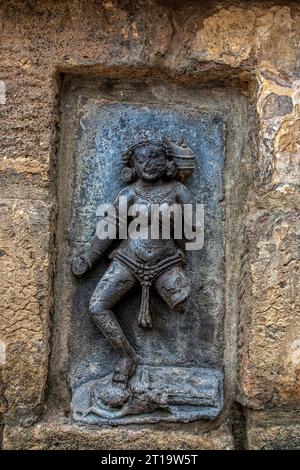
[113,353,139,385]
[93,378,130,409]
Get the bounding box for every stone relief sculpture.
[71,136,223,424]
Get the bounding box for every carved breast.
[117,183,180,263]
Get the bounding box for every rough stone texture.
[0,0,299,449]
[248,423,300,450]
[262,93,293,120]
[2,419,233,450]
[246,411,300,449]
[0,199,53,424]
[190,6,257,67]
[238,210,300,409]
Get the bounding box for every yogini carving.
[70,136,222,423]
[72,137,195,383]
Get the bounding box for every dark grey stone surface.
[72,365,223,425]
[69,100,225,423]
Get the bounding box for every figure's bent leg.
[154,265,190,312]
[89,260,139,384]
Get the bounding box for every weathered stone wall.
[0,0,299,449]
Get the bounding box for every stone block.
[238,210,300,408]
[246,411,300,450]
[0,199,52,424]
[3,419,233,450]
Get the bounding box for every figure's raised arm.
[71,186,134,277]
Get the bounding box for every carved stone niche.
[50,75,252,427]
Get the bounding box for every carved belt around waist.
[112,252,183,330]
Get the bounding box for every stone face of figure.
[72,138,194,389]
[132,144,166,181]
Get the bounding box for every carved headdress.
[121,136,196,183]
[121,137,175,183]
[162,137,196,182]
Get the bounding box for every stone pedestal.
[72,366,223,425]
